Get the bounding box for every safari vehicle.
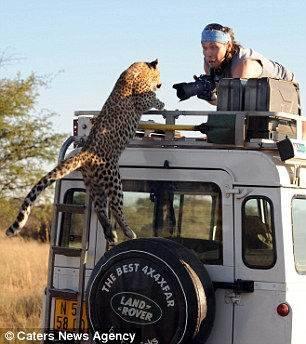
[42,78,306,344]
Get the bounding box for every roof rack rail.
[73,110,306,147]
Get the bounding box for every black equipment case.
[216,78,246,111]
[216,77,301,140]
[217,77,300,115]
[244,78,300,139]
[244,78,300,115]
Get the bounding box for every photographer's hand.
[197,89,217,105]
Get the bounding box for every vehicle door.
[115,167,235,344]
[233,187,289,344]
[282,187,306,344]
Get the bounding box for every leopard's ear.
[147,59,158,69]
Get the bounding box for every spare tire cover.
[87,238,215,344]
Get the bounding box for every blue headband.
[201,29,230,44]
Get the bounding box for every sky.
[1,0,306,136]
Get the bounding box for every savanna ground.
[0,232,49,342]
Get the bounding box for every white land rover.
[42,78,306,344]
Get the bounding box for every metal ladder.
[43,136,91,334]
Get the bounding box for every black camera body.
[173,74,216,101]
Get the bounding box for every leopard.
[5,59,165,243]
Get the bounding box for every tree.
[0,66,67,233]
[0,73,66,198]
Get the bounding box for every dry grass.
[0,232,49,331]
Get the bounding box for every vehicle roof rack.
[74,110,306,148]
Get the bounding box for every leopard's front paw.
[155,99,165,111]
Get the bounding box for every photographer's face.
[202,42,228,69]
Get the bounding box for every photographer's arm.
[231,59,262,78]
[203,61,217,105]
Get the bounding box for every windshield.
[112,180,223,265]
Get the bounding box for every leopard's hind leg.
[88,185,118,244]
[108,182,137,240]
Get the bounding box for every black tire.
[86,238,215,344]
[151,238,215,344]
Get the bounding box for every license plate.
[54,298,88,331]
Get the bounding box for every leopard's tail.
[5,152,88,237]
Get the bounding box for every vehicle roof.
[118,146,300,187]
[66,141,306,187]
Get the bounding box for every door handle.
[213,279,254,293]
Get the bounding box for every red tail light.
[277,303,290,317]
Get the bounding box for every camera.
[173,74,216,101]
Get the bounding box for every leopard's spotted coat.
[5,59,164,243]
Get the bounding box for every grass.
[0,232,49,332]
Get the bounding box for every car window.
[112,180,223,265]
[242,197,276,269]
[292,197,306,274]
[59,189,86,248]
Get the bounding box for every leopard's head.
[117,59,162,96]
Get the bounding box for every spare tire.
[87,238,215,344]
